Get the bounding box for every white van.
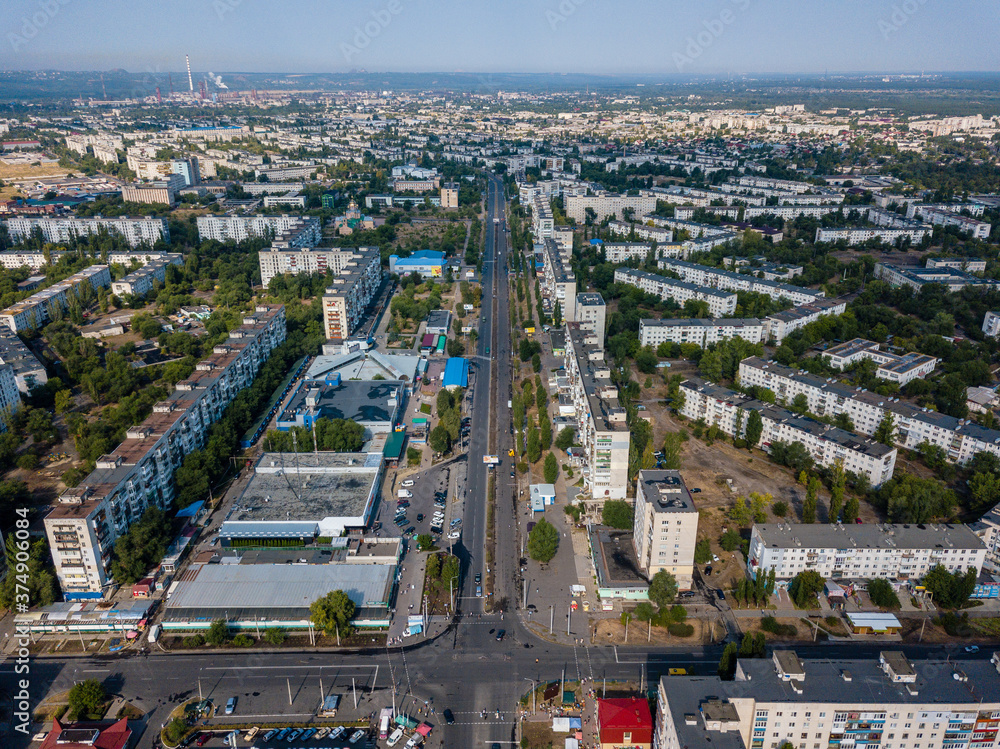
[401,479,415,488]
[397,489,413,498]
[387,728,404,747]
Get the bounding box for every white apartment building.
[743,204,845,220]
[738,356,1000,466]
[563,192,657,223]
[530,195,554,239]
[564,324,630,502]
[440,182,459,209]
[0,326,47,392]
[822,338,938,386]
[680,377,897,487]
[322,247,383,341]
[0,265,112,333]
[0,364,22,431]
[260,246,376,289]
[639,318,765,348]
[174,125,250,142]
[5,217,169,247]
[655,652,1000,749]
[983,311,1000,338]
[908,205,992,239]
[540,238,578,323]
[121,175,184,207]
[254,164,316,181]
[606,221,684,255]
[905,202,987,218]
[196,215,321,246]
[657,258,825,307]
[110,255,184,298]
[44,305,286,599]
[816,225,932,245]
[575,292,606,348]
[262,193,306,208]
[632,470,699,586]
[0,251,60,271]
[601,242,653,264]
[615,268,737,317]
[737,175,813,193]
[762,298,848,344]
[673,205,741,221]
[748,522,985,581]
[874,262,999,292]
[926,257,988,273]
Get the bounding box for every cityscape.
[2,3,1000,749]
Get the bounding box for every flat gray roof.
[228,452,381,525]
[754,522,985,551]
[277,379,402,425]
[637,470,696,512]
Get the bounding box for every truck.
[380,708,394,739]
[147,623,161,643]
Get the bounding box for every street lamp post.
[523,677,537,714]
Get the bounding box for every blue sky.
[3,0,999,75]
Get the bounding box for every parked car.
[314,727,330,739]
[329,727,346,740]
[387,728,405,747]
[261,729,278,742]
[679,591,697,599]
[416,513,424,522]
[349,729,367,743]
[475,573,482,584]
[476,585,483,597]
[196,734,213,747]
[712,554,720,562]
[448,531,461,540]
[285,729,302,742]
[274,729,290,741]
[401,479,415,487]
[405,526,416,535]
[965,645,980,653]
[225,696,236,715]
[299,728,316,741]
[691,487,702,493]
[443,709,455,725]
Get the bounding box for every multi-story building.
[983,311,1000,338]
[4,217,169,248]
[322,247,383,341]
[657,257,825,307]
[262,193,306,209]
[531,195,554,239]
[673,205,742,221]
[121,175,184,207]
[0,265,112,333]
[680,378,897,487]
[0,326,47,392]
[925,257,988,273]
[762,298,848,343]
[614,268,738,317]
[874,262,999,292]
[655,651,1000,749]
[575,292,606,348]
[632,470,699,586]
[738,356,1000,465]
[743,204,845,221]
[392,178,439,193]
[540,238,578,323]
[196,215,321,246]
[0,251,57,271]
[816,224,932,245]
[908,205,992,239]
[748,522,985,581]
[563,192,657,223]
[440,182,459,209]
[174,125,250,142]
[110,255,184,298]
[822,338,938,385]
[639,318,765,348]
[254,164,316,181]
[0,363,22,430]
[44,305,286,599]
[607,221,681,250]
[563,324,630,502]
[601,242,653,264]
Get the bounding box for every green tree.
[68,679,106,720]
[555,427,575,451]
[429,425,451,454]
[744,409,763,448]
[206,619,230,646]
[843,496,860,524]
[922,565,977,609]
[717,641,739,680]
[790,393,809,415]
[788,570,825,609]
[802,477,820,523]
[648,570,678,607]
[543,452,559,483]
[416,534,435,551]
[866,579,901,610]
[527,418,542,463]
[694,538,712,564]
[425,552,441,578]
[662,431,684,469]
[829,460,846,522]
[601,500,634,530]
[110,507,172,584]
[527,518,559,563]
[632,601,655,621]
[165,717,189,744]
[310,589,356,636]
[875,412,896,446]
[264,627,287,645]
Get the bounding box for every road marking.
[217,713,315,719]
[203,664,377,671]
[81,669,110,673]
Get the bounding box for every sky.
[3,0,1000,77]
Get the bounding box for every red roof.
[40,718,131,749]
[597,698,653,745]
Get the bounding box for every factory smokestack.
[186,54,193,92]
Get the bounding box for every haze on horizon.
[3,0,1000,78]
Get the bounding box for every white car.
[349,729,367,743]
[387,728,405,747]
[448,531,461,540]
[401,479,415,487]
[712,554,720,562]
[405,735,423,749]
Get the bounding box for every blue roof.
[443,358,469,389]
[590,238,604,245]
[176,500,205,518]
[410,250,445,261]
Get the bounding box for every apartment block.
[5,217,169,248]
[632,470,699,586]
[575,292,606,348]
[983,311,1000,338]
[563,324,630,501]
[563,192,657,223]
[639,318,765,348]
[816,225,931,245]
[440,182,459,209]
[657,257,825,307]
[0,265,112,333]
[614,268,737,317]
[322,247,383,341]
[762,298,848,343]
[0,251,58,271]
[196,215,321,247]
[44,305,286,599]
[822,338,938,385]
[738,356,1000,465]
[908,205,992,239]
[121,175,184,207]
[0,363,21,430]
[607,221,681,250]
[680,378,897,487]
[601,242,653,264]
[655,651,1000,749]
[673,205,742,221]
[530,195,555,239]
[254,164,316,181]
[0,326,47,392]
[925,257,987,273]
[748,522,985,581]
[540,238,578,323]
[874,262,999,292]
[110,255,184,298]
[743,204,844,220]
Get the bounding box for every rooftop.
[753,521,986,551]
[637,470,696,512]
[277,379,402,426]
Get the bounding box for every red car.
[196,733,213,747]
